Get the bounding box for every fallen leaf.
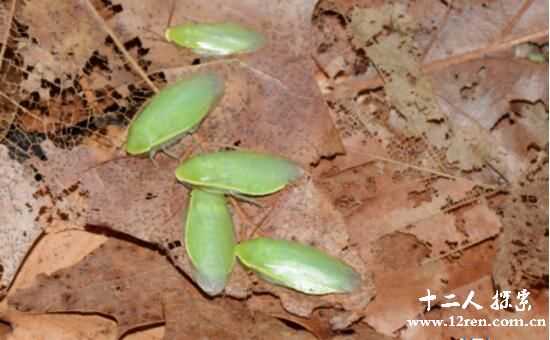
[8,239,187,337]
[363,261,448,336]
[0,146,47,292]
[251,179,375,328]
[3,313,117,340]
[163,291,316,340]
[493,161,549,291]
[8,239,322,339]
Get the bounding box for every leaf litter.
[0,0,548,338]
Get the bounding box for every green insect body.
[126,72,224,156]
[165,22,265,56]
[185,189,236,296]
[175,150,302,196]
[235,237,361,295]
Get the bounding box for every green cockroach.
[175,150,302,196]
[126,72,224,157]
[235,237,361,295]
[165,22,265,56]
[185,189,235,296]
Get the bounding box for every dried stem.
[83,0,158,93]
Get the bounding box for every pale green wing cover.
[175,151,302,196]
[126,72,224,155]
[185,189,235,296]
[165,22,264,56]
[235,237,361,295]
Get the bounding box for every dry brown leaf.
[445,239,497,290]
[491,100,549,181]
[163,291,316,340]
[248,180,375,328]
[493,161,549,291]
[0,230,107,339]
[420,1,548,65]
[363,261,448,336]
[8,239,321,339]
[342,163,485,245]
[246,294,333,340]
[1,0,343,166]
[2,313,117,340]
[25,142,375,327]
[7,230,107,293]
[8,239,186,337]
[350,5,452,166]
[0,145,47,292]
[321,0,547,184]
[360,231,498,335]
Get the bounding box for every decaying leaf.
[1,0,548,338]
[163,291,316,340]
[350,5,452,164]
[2,313,117,340]
[364,261,448,336]
[0,146,47,292]
[491,100,549,181]
[8,239,176,337]
[493,161,549,291]
[251,179,375,328]
[8,239,322,339]
[1,0,343,166]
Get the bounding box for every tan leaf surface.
[3,313,117,340]
[251,180,375,328]
[364,261,448,336]
[21,140,375,326]
[493,160,549,291]
[0,230,153,340]
[8,239,321,339]
[1,0,342,165]
[321,0,547,183]
[8,239,177,337]
[1,0,548,338]
[0,146,47,292]
[163,291,316,340]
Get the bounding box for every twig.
[498,0,536,39]
[83,0,158,93]
[228,196,256,241]
[336,29,548,93]
[423,29,548,73]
